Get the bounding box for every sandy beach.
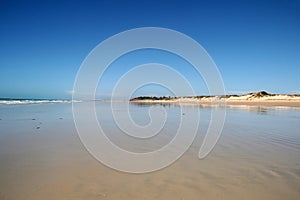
[0,102,300,200]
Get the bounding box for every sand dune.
[130,91,300,107]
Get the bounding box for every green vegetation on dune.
[130,96,174,101]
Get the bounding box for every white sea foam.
[0,99,81,105]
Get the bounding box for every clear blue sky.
[1,0,299,99]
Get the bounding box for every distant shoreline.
[130,91,300,107]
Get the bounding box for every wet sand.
[0,103,300,200]
[131,99,300,108]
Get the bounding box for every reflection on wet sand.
[131,101,300,114]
